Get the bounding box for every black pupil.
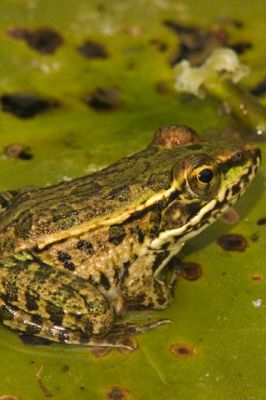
[198,168,214,183]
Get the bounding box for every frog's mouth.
[151,146,261,250]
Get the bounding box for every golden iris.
[186,155,221,199]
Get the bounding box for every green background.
[0,0,265,399]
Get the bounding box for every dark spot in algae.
[106,386,130,400]
[78,40,109,59]
[250,232,259,242]
[163,20,226,66]
[180,262,203,281]
[149,38,168,52]
[250,79,266,97]
[4,144,33,160]
[7,26,63,54]
[257,217,266,226]
[1,93,59,118]
[60,364,70,373]
[85,87,122,111]
[229,41,252,55]
[217,233,248,252]
[155,80,173,95]
[170,343,196,358]
[251,274,264,282]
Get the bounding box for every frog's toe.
[111,319,172,335]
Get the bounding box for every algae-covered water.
[0,1,265,399]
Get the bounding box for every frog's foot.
[167,256,182,295]
[89,319,171,352]
[111,319,171,335]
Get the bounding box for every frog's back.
[0,143,180,252]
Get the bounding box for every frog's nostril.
[232,151,246,163]
[247,147,261,165]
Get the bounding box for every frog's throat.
[150,159,259,251]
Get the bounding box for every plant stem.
[204,79,266,137]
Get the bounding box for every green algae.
[0,1,265,399]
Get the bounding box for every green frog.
[0,124,261,348]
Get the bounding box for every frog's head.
[150,125,261,248]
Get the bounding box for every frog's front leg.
[0,256,120,348]
[123,253,181,311]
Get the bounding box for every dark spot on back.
[14,210,33,239]
[85,87,122,111]
[99,273,111,291]
[109,225,126,245]
[257,217,266,226]
[46,302,64,326]
[52,204,77,222]
[180,261,203,281]
[217,233,248,252]
[106,386,130,400]
[107,185,130,201]
[77,240,94,255]
[4,143,33,160]
[147,173,169,191]
[1,93,58,118]
[7,27,63,54]
[57,250,76,271]
[25,290,39,311]
[78,40,108,59]
[170,343,196,358]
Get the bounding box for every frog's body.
[0,125,261,348]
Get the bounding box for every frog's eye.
[186,156,221,199]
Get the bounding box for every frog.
[0,124,261,349]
